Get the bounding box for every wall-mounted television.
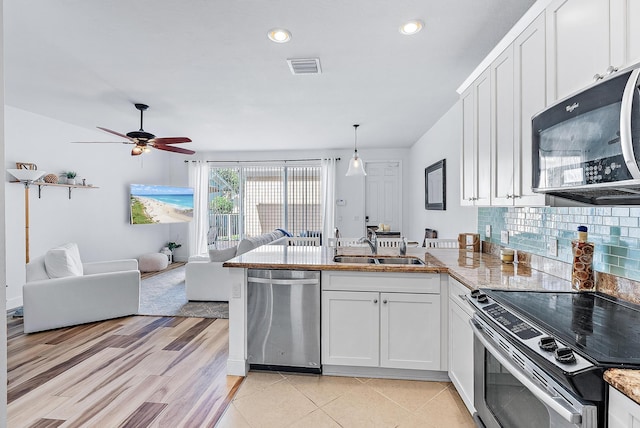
[130,184,194,224]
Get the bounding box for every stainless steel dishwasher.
[246,269,321,373]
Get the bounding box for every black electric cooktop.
[483,289,640,367]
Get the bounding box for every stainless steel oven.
[471,316,597,428]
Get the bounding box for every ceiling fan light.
[142,146,151,153]
[131,147,143,156]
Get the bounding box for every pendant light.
[346,124,366,176]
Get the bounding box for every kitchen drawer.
[321,271,440,294]
[449,277,474,317]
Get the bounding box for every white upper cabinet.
[514,13,547,206]
[611,0,640,67]
[460,0,640,207]
[491,46,516,206]
[460,87,476,207]
[546,0,614,101]
[460,70,492,206]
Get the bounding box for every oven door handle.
[470,320,583,425]
[620,68,640,179]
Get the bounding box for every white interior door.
[365,161,401,233]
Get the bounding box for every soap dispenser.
[571,226,595,291]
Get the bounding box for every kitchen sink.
[376,257,425,265]
[333,256,377,264]
[333,255,425,266]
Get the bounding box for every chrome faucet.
[358,233,377,255]
[399,237,407,256]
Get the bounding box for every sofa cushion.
[26,256,49,282]
[44,243,84,278]
[208,246,236,262]
[236,238,256,256]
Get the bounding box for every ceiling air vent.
[287,58,322,75]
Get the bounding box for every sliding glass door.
[209,163,322,246]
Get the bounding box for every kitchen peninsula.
[223,244,573,378]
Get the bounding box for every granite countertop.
[223,244,640,405]
[223,245,573,292]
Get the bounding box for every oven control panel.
[467,291,594,373]
[483,303,541,340]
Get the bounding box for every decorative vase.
[160,247,173,263]
[67,178,76,185]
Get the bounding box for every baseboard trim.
[227,358,248,376]
[322,365,450,382]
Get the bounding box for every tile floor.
[216,371,475,428]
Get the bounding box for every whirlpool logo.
[566,102,579,112]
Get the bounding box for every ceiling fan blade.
[152,137,192,144]
[70,141,134,144]
[97,126,136,142]
[153,144,196,155]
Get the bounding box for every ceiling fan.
[72,103,195,156]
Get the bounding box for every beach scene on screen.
[130,184,194,224]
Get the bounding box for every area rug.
[138,265,229,319]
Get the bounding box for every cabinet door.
[547,0,612,101]
[514,12,547,206]
[322,291,379,367]
[380,293,440,370]
[476,69,492,206]
[611,0,640,67]
[460,88,476,206]
[491,46,515,206]
[608,386,640,427]
[448,297,475,415]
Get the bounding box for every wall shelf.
[10,181,99,199]
[36,183,99,199]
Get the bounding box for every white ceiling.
[4,0,536,153]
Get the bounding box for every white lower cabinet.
[609,386,640,428]
[321,271,442,372]
[322,290,380,367]
[448,277,475,414]
[380,292,440,370]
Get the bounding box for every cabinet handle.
[505,194,512,199]
[594,73,604,82]
[383,299,388,304]
[373,299,378,304]
[606,65,618,76]
[513,194,521,199]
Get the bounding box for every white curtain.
[321,158,337,245]
[188,161,209,256]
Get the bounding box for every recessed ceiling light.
[399,20,423,35]
[268,28,292,43]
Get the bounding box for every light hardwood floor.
[7,315,241,427]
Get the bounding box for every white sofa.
[23,246,140,333]
[185,230,286,301]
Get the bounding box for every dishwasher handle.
[247,277,319,286]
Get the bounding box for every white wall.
[169,147,412,243]
[0,1,8,421]
[4,107,186,309]
[408,102,477,240]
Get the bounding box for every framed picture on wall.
[425,159,446,210]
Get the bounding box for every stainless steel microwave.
[532,62,640,205]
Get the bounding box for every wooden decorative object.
[458,233,480,252]
[44,174,58,184]
[16,162,37,170]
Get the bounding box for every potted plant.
[165,242,182,263]
[65,171,77,185]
